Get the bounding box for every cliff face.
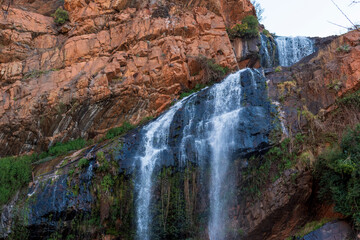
[267,31,360,134]
[0,0,255,157]
[2,0,360,239]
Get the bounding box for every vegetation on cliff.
[317,124,360,228]
[242,133,305,197]
[52,7,69,25]
[227,15,259,39]
[0,156,32,205]
[105,122,136,140]
[0,138,88,206]
[179,56,230,99]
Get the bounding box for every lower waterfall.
[135,101,185,240]
[207,72,243,240]
[132,68,273,239]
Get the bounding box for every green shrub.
[52,7,69,25]
[317,124,360,228]
[242,136,302,198]
[0,155,32,205]
[275,66,282,73]
[227,15,259,39]
[336,89,360,109]
[262,29,270,37]
[198,56,230,84]
[105,122,135,139]
[336,44,351,53]
[179,56,230,100]
[78,158,89,169]
[207,59,229,76]
[48,138,87,156]
[96,151,110,172]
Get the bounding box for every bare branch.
[327,20,350,29]
[330,0,360,31]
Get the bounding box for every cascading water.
[130,68,273,239]
[135,101,185,240]
[275,36,315,67]
[207,72,243,240]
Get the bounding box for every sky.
[254,0,360,37]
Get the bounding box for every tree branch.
[328,21,350,29]
[330,0,359,31]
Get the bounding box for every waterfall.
[207,71,243,240]
[275,36,315,67]
[132,68,272,239]
[135,100,185,240]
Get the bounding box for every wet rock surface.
[114,69,273,173]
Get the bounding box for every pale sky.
[255,0,360,37]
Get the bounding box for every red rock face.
[0,0,254,156]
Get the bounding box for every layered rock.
[0,0,255,157]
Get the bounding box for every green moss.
[68,169,75,176]
[149,166,200,239]
[262,29,270,37]
[6,202,31,240]
[96,151,110,172]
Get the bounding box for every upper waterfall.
[259,34,315,68]
[275,36,315,67]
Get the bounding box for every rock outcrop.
[240,170,313,240]
[267,30,360,134]
[0,0,255,157]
